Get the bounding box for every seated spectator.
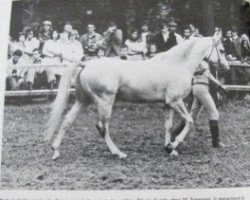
[80,23,104,57]
[183,26,192,41]
[241,34,250,60]
[119,45,128,60]
[38,20,53,51]
[42,30,62,64]
[23,28,40,62]
[96,47,106,59]
[6,50,27,91]
[25,48,57,90]
[125,29,147,60]
[103,21,123,57]
[140,21,154,49]
[146,43,158,59]
[231,27,243,61]
[11,32,26,55]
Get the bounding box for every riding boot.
[171,120,186,142]
[209,120,220,148]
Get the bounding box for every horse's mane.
[149,37,212,64]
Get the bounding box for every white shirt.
[162,32,169,42]
[42,39,61,64]
[60,40,84,64]
[125,39,147,55]
[174,33,183,44]
[141,32,149,47]
[24,37,40,54]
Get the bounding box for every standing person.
[183,26,192,41]
[42,30,61,64]
[23,28,40,63]
[172,61,227,148]
[124,29,147,60]
[80,23,104,57]
[223,30,236,60]
[154,22,179,53]
[63,22,73,37]
[140,21,154,49]
[103,21,123,57]
[231,27,243,61]
[168,21,183,44]
[241,34,250,59]
[38,20,53,51]
[189,24,203,38]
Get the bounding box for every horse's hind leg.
[96,97,127,159]
[51,100,84,160]
[164,108,174,148]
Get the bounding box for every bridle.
[203,45,221,69]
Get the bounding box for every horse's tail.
[45,62,79,142]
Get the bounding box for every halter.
[204,44,221,69]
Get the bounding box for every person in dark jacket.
[154,22,178,52]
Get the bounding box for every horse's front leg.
[170,99,193,150]
[164,108,179,156]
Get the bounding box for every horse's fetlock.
[96,124,106,138]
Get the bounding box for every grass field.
[1,100,250,190]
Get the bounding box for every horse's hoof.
[170,141,178,149]
[170,150,179,157]
[52,150,60,160]
[118,152,127,159]
[165,144,173,154]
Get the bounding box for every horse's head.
[204,35,230,71]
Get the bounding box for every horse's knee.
[96,123,106,138]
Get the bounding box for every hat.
[43,20,52,26]
[169,21,177,27]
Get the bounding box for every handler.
[172,61,227,148]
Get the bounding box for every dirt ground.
[1,99,250,190]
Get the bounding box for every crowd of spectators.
[7,20,250,91]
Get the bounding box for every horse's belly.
[116,86,165,103]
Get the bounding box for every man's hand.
[219,85,228,94]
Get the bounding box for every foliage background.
[9,0,250,39]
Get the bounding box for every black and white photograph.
[1,0,250,193]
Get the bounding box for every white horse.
[45,36,229,160]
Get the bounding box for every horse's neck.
[180,39,212,75]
